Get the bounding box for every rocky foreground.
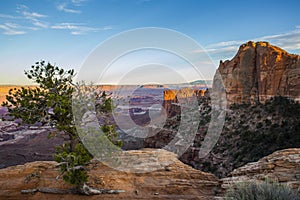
[0,149,220,200]
[0,148,300,199]
[0,41,299,199]
[221,148,300,190]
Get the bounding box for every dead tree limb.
[21,184,125,195]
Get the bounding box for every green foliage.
[227,97,300,170]
[96,91,113,113]
[101,124,122,147]
[189,96,300,178]
[2,61,75,128]
[264,96,299,117]
[2,87,48,124]
[53,143,92,185]
[2,61,121,190]
[224,181,300,200]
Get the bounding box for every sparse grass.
[224,181,300,200]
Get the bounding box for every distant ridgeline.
[162,88,209,117]
[2,41,299,107]
[163,88,209,101]
[0,82,210,106]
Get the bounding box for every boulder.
[0,149,220,200]
[221,148,300,190]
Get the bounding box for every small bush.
[224,181,300,200]
[256,122,263,128]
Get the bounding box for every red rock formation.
[164,90,178,101]
[0,149,220,200]
[163,89,207,101]
[218,41,300,104]
[162,88,208,117]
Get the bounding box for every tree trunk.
[21,183,125,195]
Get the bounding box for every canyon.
[0,41,299,199]
[0,149,220,200]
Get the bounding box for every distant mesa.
[162,88,209,117]
[139,84,166,89]
[163,88,208,101]
[217,41,300,104]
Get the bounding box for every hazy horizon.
[0,79,213,86]
[1,0,300,85]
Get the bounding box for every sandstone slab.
[0,149,220,200]
[221,148,300,190]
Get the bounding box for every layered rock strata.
[218,41,300,104]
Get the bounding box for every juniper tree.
[2,61,121,194]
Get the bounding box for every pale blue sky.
[0,0,300,84]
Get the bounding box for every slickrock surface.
[218,41,300,104]
[221,148,300,190]
[0,149,220,200]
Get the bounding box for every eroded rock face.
[221,148,300,190]
[218,41,300,104]
[163,89,208,117]
[0,149,220,200]
[163,89,208,101]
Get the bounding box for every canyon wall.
[218,41,300,104]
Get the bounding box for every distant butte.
[217,41,300,104]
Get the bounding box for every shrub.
[2,61,122,193]
[224,181,300,200]
[257,122,263,129]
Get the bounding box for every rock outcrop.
[221,148,300,190]
[163,88,208,101]
[0,149,220,200]
[218,41,300,104]
[163,88,208,117]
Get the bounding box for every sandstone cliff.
[0,149,220,200]
[218,41,300,104]
[221,148,300,190]
[163,88,208,101]
[163,88,208,117]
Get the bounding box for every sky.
[0,0,300,85]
